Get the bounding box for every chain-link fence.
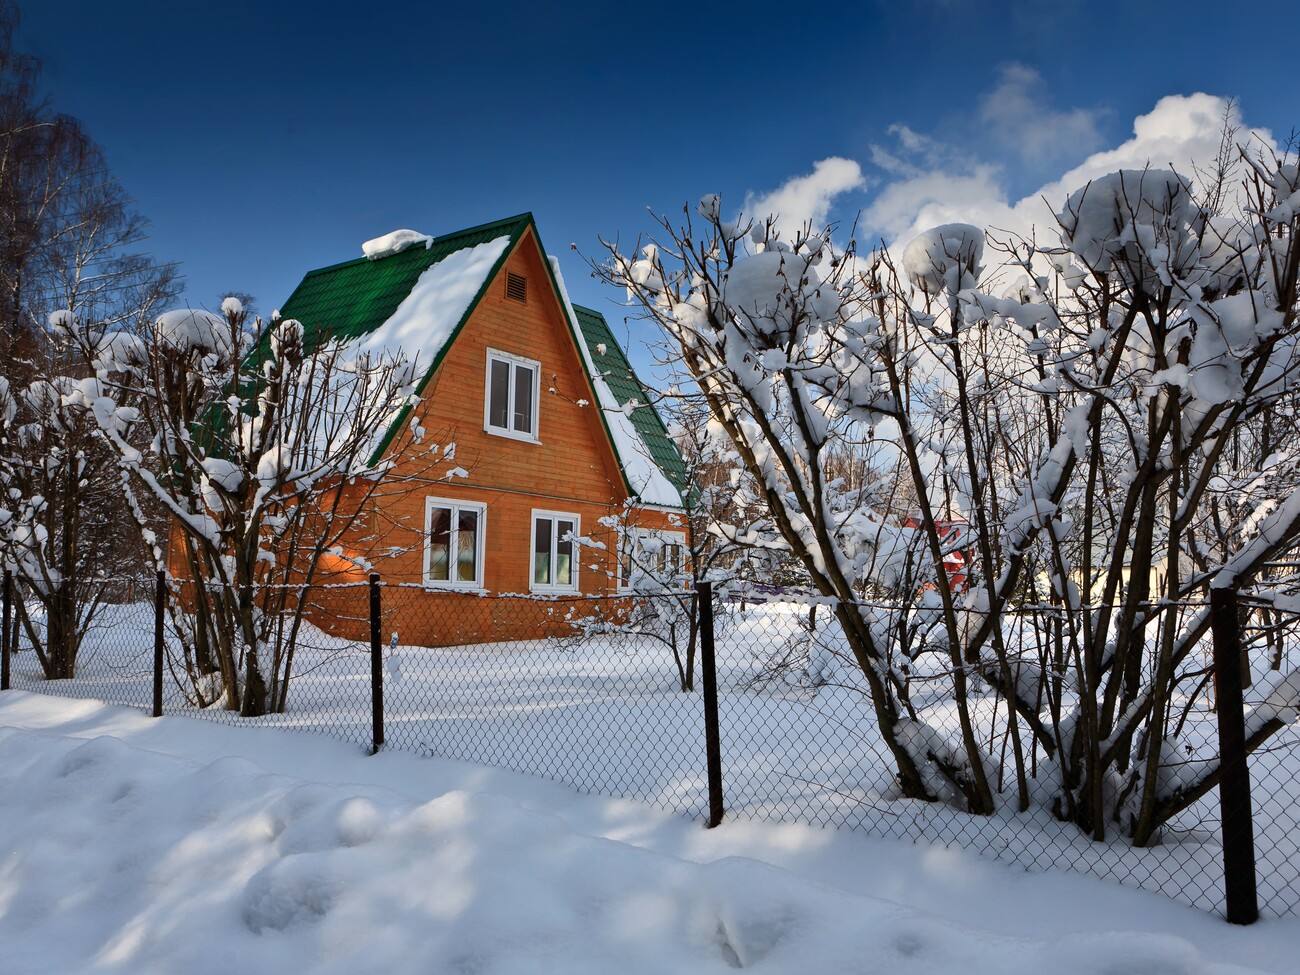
[1,574,381,750]
[2,571,1296,920]
[2,576,159,714]
[705,589,1298,921]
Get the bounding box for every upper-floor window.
[485,348,539,442]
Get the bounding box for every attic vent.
[505,272,528,303]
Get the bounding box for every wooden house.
[275,214,688,645]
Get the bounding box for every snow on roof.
[285,218,682,504]
[362,229,434,261]
[549,256,683,509]
[352,236,513,373]
[313,235,511,468]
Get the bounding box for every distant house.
[902,516,970,593]
[275,213,688,645]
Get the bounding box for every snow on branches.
[81,298,446,716]
[0,310,143,679]
[604,145,1300,841]
[902,223,984,297]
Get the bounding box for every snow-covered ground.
[7,596,1300,922]
[2,691,1297,975]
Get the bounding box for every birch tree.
[0,2,176,677]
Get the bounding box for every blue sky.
[18,0,1299,343]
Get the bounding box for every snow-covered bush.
[89,298,447,716]
[0,312,152,679]
[604,147,1300,843]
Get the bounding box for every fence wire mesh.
[707,592,1300,919]
[3,576,379,751]
[4,580,158,713]
[378,587,715,816]
[2,574,1297,919]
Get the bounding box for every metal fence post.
[2,569,11,691]
[369,573,384,755]
[153,570,165,717]
[1210,585,1259,925]
[698,580,724,828]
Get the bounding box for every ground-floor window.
[424,497,486,588]
[531,510,579,592]
[618,528,687,590]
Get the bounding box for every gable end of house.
[273,213,685,509]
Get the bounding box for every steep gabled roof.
[273,213,686,508]
[278,214,531,347]
[571,304,689,503]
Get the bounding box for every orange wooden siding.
[314,228,681,646]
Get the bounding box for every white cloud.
[744,157,865,232]
[744,86,1278,274]
[864,165,1012,246]
[865,92,1278,252]
[978,63,1106,166]
[870,124,950,177]
[1028,93,1271,213]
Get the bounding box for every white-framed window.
[423,497,486,589]
[618,532,635,590]
[484,348,540,442]
[531,510,580,593]
[617,529,687,591]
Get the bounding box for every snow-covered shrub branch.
[89,297,450,716]
[0,309,159,679]
[604,144,1300,842]
[601,204,992,809]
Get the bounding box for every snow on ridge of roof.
[353,235,512,369]
[549,256,683,509]
[362,228,434,261]
[344,235,513,463]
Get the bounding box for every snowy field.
[2,692,1298,975]
[6,596,1300,920]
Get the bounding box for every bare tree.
[601,149,1300,842]
[593,400,763,692]
[93,300,456,715]
[0,2,177,678]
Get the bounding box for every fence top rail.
[715,588,1226,614]
[171,579,377,592]
[157,577,1289,619]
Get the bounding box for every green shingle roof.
[269,213,685,507]
[571,304,688,500]
[277,214,531,349]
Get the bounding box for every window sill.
[485,425,541,446]
[421,583,488,594]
